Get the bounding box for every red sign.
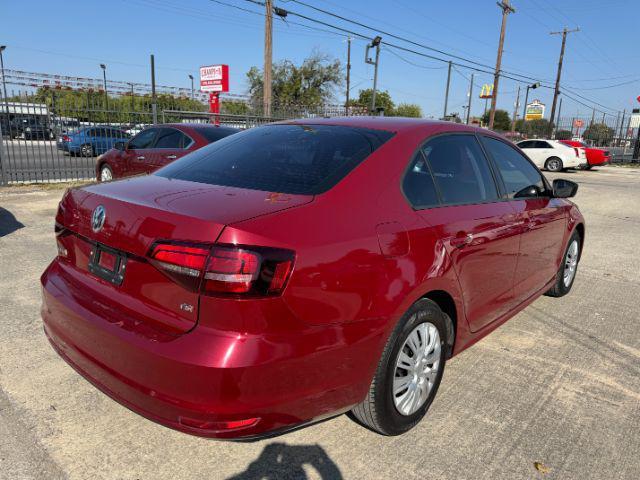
[200,64,229,93]
[637,95,640,103]
[573,119,584,128]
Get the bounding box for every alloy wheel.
[100,166,113,182]
[563,240,579,287]
[393,321,441,416]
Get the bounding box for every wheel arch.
[421,290,457,358]
[574,222,585,258]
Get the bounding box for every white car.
[516,139,586,172]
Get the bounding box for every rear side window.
[195,126,238,143]
[480,136,546,198]
[421,134,498,205]
[154,128,189,149]
[157,125,395,195]
[403,152,439,208]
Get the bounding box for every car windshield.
[156,124,395,195]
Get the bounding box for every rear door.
[123,127,160,176]
[480,135,566,300]
[408,133,521,332]
[148,127,193,170]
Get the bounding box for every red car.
[42,118,584,439]
[559,139,610,169]
[96,123,238,181]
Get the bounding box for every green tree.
[246,51,342,112]
[583,122,614,146]
[393,103,422,118]
[221,100,249,115]
[515,118,552,138]
[555,129,573,140]
[481,109,511,131]
[349,89,395,114]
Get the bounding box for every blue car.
[57,126,130,157]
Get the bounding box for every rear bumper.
[41,260,383,439]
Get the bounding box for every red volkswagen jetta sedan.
[41,118,584,439]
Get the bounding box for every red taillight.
[148,242,294,297]
[204,247,260,294]
[62,135,71,142]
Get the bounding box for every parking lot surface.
[1,166,639,480]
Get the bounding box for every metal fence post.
[0,120,6,185]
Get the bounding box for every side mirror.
[552,178,578,198]
[114,141,126,152]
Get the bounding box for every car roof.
[161,123,238,130]
[278,116,488,135]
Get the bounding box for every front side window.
[129,128,158,150]
[480,136,546,198]
[157,124,394,195]
[421,134,499,205]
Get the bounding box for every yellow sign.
[525,100,545,121]
[479,84,494,99]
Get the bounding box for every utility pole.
[511,85,521,132]
[466,73,474,125]
[365,36,382,114]
[522,82,540,121]
[555,97,563,137]
[263,0,273,117]
[150,54,157,124]
[489,0,515,129]
[590,107,595,126]
[443,61,452,120]
[346,37,351,115]
[549,27,579,134]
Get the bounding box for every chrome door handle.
[136,155,145,160]
[165,155,177,160]
[451,233,473,248]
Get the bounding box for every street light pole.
[188,74,194,100]
[99,63,108,110]
[365,36,382,114]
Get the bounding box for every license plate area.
[88,243,127,286]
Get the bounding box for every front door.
[479,136,566,300]
[407,133,521,332]
[123,127,160,176]
[147,127,192,171]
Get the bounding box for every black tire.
[545,157,563,172]
[350,299,447,435]
[80,143,94,157]
[545,230,581,297]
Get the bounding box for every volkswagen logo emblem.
[91,205,106,232]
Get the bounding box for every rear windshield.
[193,126,238,143]
[157,124,395,195]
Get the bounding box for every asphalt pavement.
[0,166,639,480]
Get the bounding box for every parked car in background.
[96,123,238,181]
[42,118,584,439]
[57,126,130,157]
[10,117,53,140]
[516,139,586,172]
[559,139,610,169]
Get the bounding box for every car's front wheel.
[350,299,447,435]
[545,230,581,297]
[545,157,564,172]
[99,164,113,182]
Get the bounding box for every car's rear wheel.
[545,157,563,172]
[80,144,94,157]
[99,164,113,182]
[350,299,447,435]
[545,231,581,297]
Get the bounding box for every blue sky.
[2,0,638,120]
